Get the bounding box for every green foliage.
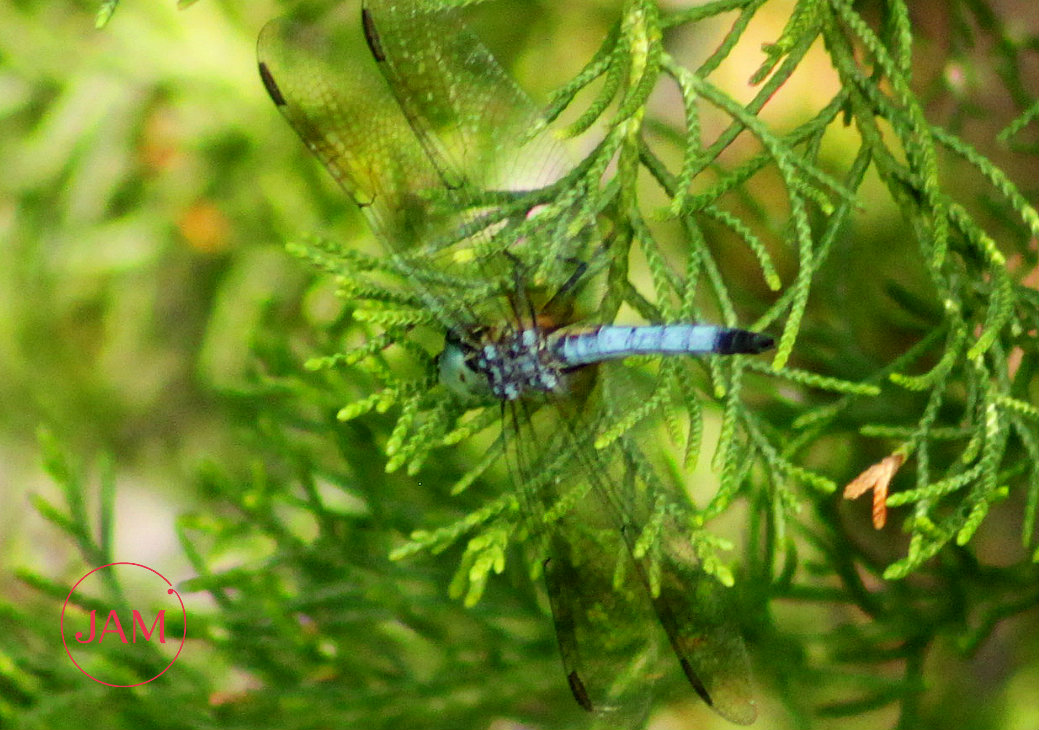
[2,0,1037,729]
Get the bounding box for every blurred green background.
[1,0,1036,728]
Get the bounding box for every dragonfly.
[259,1,768,725]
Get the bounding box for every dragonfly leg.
[500,249,540,328]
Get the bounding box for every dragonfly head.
[438,331,495,401]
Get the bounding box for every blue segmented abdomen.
[551,325,774,367]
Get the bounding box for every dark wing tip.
[360,7,385,62]
[258,62,286,107]
[567,670,595,712]
[680,657,714,707]
[680,658,759,725]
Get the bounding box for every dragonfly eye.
[444,329,465,347]
[438,337,493,400]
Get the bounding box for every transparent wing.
[543,545,658,727]
[507,394,657,725]
[361,0,568,193]
[506,363,757,726]
[258,6,450,252]
[641,531,757,725]
[596,361,758,725]
[259,1,575,331]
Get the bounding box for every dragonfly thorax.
[439,327,566,402]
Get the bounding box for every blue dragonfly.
[259,1,767,724]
